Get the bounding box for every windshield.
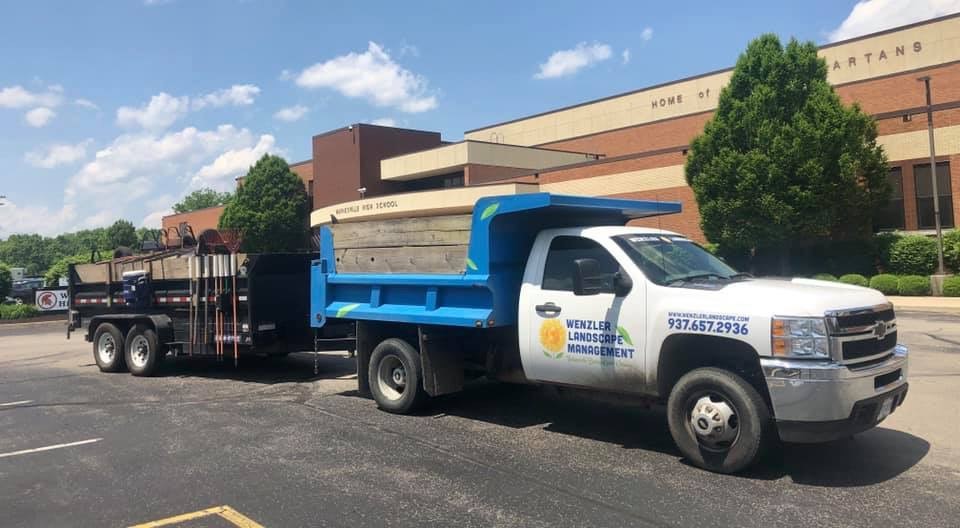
[613,234,741,286]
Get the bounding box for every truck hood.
[709,277,888,317]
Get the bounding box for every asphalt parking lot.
[1,311,958,528]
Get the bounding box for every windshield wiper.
[665,272,726,285]
[730,272,752,280]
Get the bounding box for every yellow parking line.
[218,506,266,528]
[128,505,264,528]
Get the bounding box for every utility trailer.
[69,240,354,376]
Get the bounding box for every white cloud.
[534,42,612,79]
[641,27,654,42]
[191,134,276,188]
[371,117,397,127]
[0,200,77,237]
[622,49,631,64]
[141,208,174,228]
[295,42,437,113]
[68,125,254,197]
[273,104,310,122]
[25,107,56,127]
[192,84,261,109]
[828,0,960,42]
[116,92,190,131]
[116,84,261,131]
[2,124,279,237]
[24,140,93,168]
[0,85,63,109]
[75,98,99,110]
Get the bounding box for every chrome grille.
[826,303,898,365]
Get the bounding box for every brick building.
[173,14,960,243]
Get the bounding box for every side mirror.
[613,271,633,297]
[572,258,605,296]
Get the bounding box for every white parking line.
[0,438,102,459]
[0,400,33,407]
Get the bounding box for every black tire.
[667,367,774,474]
[368,338,428,414]
[124,324,161,377]
[92,322,126,373]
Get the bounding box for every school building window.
[913,162,954,229]
[874,167,905,231]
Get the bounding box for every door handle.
[535,303,562,315]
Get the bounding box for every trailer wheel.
[369,338,427,414]
[125,324,161,377]
[667,367,773,474]
[93,323,126,373]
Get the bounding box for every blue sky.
[0,0,956,236]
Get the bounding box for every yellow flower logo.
[539,319,566,358]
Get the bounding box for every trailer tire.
[369,338,428,414]
[93,322,126,373]
[667,367,773,474]
[125,324,161,377]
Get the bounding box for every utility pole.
[918,76,947,275]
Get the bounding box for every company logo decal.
[539,319,566,358]
[37,291,58,310]
[541,318,636,361]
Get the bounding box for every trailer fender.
[87,314,175,346]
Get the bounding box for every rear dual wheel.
[93,323,125,373]
[125,324,162,377]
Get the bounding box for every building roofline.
[161,204,227,220]
[465,12,960,134]
[379,138,601,162]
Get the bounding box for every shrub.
[0,303,40,320]
[943,276,960,297]
[869,274,900,295]
[898,275,931,296]
[944,230,960,273]
[874,232,902,272]
[838,274,869,287]
[889,236,938,275]
[812,273,837,282]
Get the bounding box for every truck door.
[518,233,646,391]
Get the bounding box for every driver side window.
[542,236,620,292]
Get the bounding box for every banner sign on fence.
[35,289,68,312]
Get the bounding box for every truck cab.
[311,193,908,473]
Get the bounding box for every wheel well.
[88,316,170,345]
[656,334,771,408]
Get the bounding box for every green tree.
[219,154,309,252]
[0,234,55,276]
[105,219,138,250]
[172,188,232,214]
[0,263,12,299]
[685,34,889,274]
[44,253,92,286]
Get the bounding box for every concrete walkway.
[888,296,960,314]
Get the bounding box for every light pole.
[918,76,947,275]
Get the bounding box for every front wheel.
[368,338,428,414]
[667,367,774,474]
[125,324,162,377]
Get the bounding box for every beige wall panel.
[879,124,960,160]
[541,165,687,196]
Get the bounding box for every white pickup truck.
[312,193,909,473]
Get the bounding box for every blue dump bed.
[310,193,680,329]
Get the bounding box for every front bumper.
[761,344,908,443]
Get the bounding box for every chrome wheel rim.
[376,355,406,401]
[97,333,116,365]
[129,335,150,369]
[687,392,740,452]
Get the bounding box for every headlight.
[771,317,830,358]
